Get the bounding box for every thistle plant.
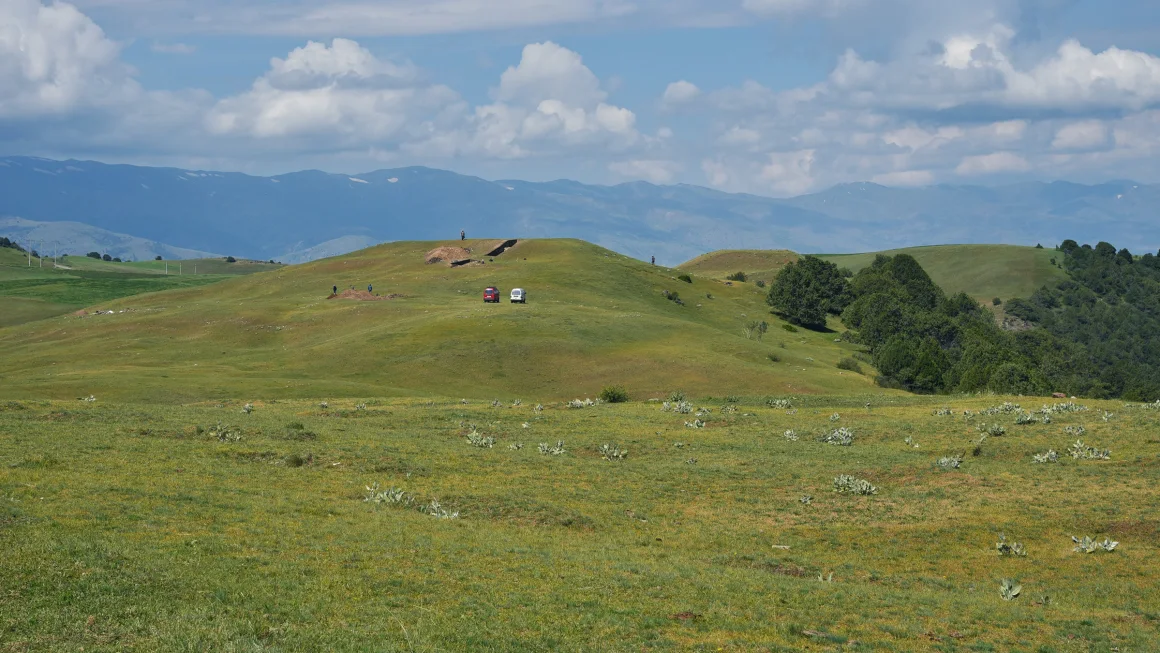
[1014,411,1039,425]
[983,402,1022,416]
[932,407,954,416]
[904,436,918,448]
[511,399,522,407]
[534,403,544,413]
[567,398,596,409]
[999,578,1022,601]
[766,398,793,410]
[721,405,738,415]
[1072,535,1118,553]
[319,401,329,409]
[1031,450,1059,464]
[538,441,566,455]
[936,455,963,469]
[668,390,687,403]
[695,407,713,417]
[1067,440,1110,460]
[821,427,854,446]
[598,443,627,461]
[977,423,1007,437]
[799,495,813,504]
[996,534,1027,557]
[783,429,799,441]
[466,430,496,448]
[242,403,254,414]
[1064,425,1087,437]
[209,422,241,442]
[491,399,502,408]
[508,442,524,450]
[1102,411,1114,422]
[423,499,459,519]
[80,395,97,403]
[354,403,367,411]
[829,413,841,422]
[685,419,706,429]
[833,474,877,495]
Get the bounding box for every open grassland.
[818,245,1066,302]
[0,249,263,328]
[2,394,1157,651]
[682,245,1065,302]
[0,239,876,402]
[678,250,799,285]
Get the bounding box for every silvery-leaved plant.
[982,402,1022,416]
[721,405,738,415]
[933,407,954,416]
[695,407,712,417]
[833,474,877,495]
[209,422,241,442]
[355,403,366,411]
[466,430,495,448]
[319,401,328,409]
[799,495,813,504]
[511,399,522,407]
[904,436,918,448]
[538,440,566,455]
[977,423,1007,436]
[1040,401,1088,414]
[766,398,793,410]
[81,395,96,403]
[783,429,799,442]
[996,534,1027,557]
[1102,411,1114,422]
[1067,440,1110,460]
[1072,535,1118,553]
[508,442,524,450]
[936,455,963,469]
[1064,425,1087,436]
[829,413,841,422]
[598,443,627,461]
[423,499,459,519]
[1031,450,1059,464]
[491,399,502,408]
[534,403,544,413]
[999,578,1022,601]
[685,419,706,429]
[821,427,854,446]
[242,403,254,414]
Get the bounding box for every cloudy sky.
[2,0,1160,195]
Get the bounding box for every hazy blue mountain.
[0,216,218,261]
[1,156,1156,264]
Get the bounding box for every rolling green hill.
[0,239,880,402]
[682,244,1066,302]
[0,249,280,328]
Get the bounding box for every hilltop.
[682,243,1066,302]
[0,239,878,402]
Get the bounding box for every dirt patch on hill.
[327,290,401,301]
[425,246,473,266]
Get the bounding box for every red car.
[483,286,500,303]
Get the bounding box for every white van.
[510,288,527,303]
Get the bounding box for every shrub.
[112,257,122,262]
[102,254,112,261]
[726,271,747,282]
[86,251,101,259]
[782,324,798,332]
[836,357,863,374]
[833,474,877,495]
[286,453,314,467]
[993,297,1002,306]
[599,385,629,403]
[677,273,693,283]
[155,255,163,261]
[668,390,686,402]
[755,279,766,288]
[662,289,683,304]
[226,256,237,263]
[767,352,781,363]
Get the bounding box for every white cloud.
[871,170,934,186]
[0,0,136,117]
[151,42,197,55]
[741,0,855,17]
[493,41,605,108]
[955,152,1029,176]
[719,126,762,147]
[661,80,700,106]
[1052,120,1110,151]
[609,159,681,183]
[759,149,817,195]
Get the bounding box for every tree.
[86,252,101,259]
[102,254,112,261]
[766,256,848,329]
[155,255,163,261]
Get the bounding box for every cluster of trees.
[768,253,1093,396]
[1006,240,1160,400]
[86,252,123,262]
[0,237,26,253]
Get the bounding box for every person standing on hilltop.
[332,285,337,296]
[368,283,373,294]
[651,256,655,265]
[461,230,466,241]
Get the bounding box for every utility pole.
[27,238,31,267]
[165,262,168,275]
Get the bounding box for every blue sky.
[3,0,1160,195]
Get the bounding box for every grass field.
[681,245,1066,303]
[0,239,878,402]
[2,394,1156,651]
[0,249,279,329]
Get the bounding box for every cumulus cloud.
[741,0,856,17]
[955,152,1029,176]
[0,0,137,117]
[1052,120,1110,151]
[661,80,700,107]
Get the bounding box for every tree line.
[767,241,1159,399]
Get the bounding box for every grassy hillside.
[682,244,1066,302]
[0,239,878,402]
[0,250,278,328]
[2,395,1155,650]
[678,249,799,284]
[818,245,1066,302]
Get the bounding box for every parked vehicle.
[510,288,527,304]
[483,286,500,303]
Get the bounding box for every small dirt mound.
[328,290,399,301]
[425,246,473,266]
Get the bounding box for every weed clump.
[567,398,597,408]
[364,483,459,519]
[836,358,862,374]
[821,427,854,446]
[766,398,793,409]
[1067,440,1110,460]
[936,455,963,469]
[598,444,627,461]
[1031,450,1059,464]
[783,429,799,441]
[685,419,706,429]
[466,430,496,448]
[599,385,629,403]
[1071,535,1118,553]
[282,422,318,441]
[662,400,693,414]
[833,475,877,495]
[782,324,798,333]
[208,423,241,442]
[662,289,685,305]
[999,578,1022,601]
[996,534,1027,556]
[538,441,566,455]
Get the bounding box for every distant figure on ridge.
[651,256,655,265]
[332,285,337,296]
[460,230,466,241]
[368,283,373,294]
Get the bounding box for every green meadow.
[1,239,1154,651]
[2,395,1157,651]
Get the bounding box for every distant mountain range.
[0,217,218,262]
[1,156,1157,264]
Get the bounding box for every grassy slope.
[678,249,799,285]
[1,396,1155,650]
[682,245,1067,302]
[0,250,275,328]
[0,239,878,402]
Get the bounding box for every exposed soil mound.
[327,290,400,301]
[425,246,472,266]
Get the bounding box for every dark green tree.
[766,256,849,329]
